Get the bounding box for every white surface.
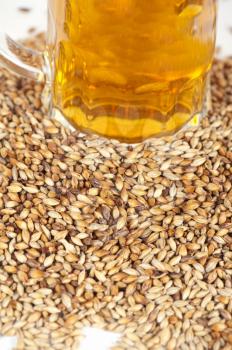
[217,0,232,57]
[1,0,46,39]
[0,329,119,350]
[80,327,120,350]
[0,0,232,349]
[0,336,17,350]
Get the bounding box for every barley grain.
[0,36,231,350]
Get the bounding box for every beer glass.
[0,1,216,142]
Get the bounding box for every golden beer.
[48,0,216,143]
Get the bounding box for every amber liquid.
[48,0,216,143]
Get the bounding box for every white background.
[0,0,232,349]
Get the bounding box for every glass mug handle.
[0,32,44,81]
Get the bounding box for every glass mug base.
[51,107,204,144]
[49,75,210,144]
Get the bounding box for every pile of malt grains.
[0,36,232,350]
